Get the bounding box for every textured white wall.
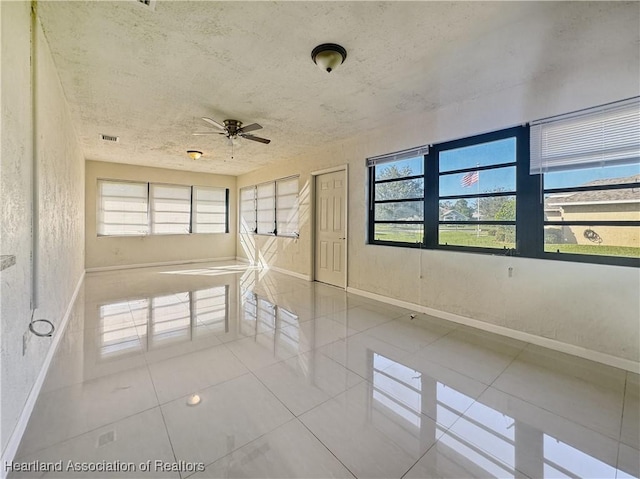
[1,3,85,455]
[237,3,640,362]
[85,160,237,270]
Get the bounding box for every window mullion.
[515,125,542,257]
[425,148,438,248]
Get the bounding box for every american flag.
[461,171,479,187]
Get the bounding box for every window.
[97,179,229,237]
[276,176,299,237]
[240,186,257,234]
[532,98,640,263]
[241,175,300,237]
[98,180,149,236]
[150,184,191,234]
[192,186,228,233]
[256,182,276,235]
[368,147,427,245]
[435,132,520,251]
[367,101,639,267]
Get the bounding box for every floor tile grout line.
[295,417,360,479]
[615,372,628,474]
[488,344,631,445]
[148,368,182,479]
[393,341,530,479]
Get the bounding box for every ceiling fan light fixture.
[311,43,347,73]
[187,150,203,160]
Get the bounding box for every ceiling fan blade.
[201,117,226,131]
[192,132,225,136]
[239,123,262,134]
[240,133,271,144]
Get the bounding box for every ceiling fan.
[193,117,271,145]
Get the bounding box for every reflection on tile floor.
[10,261,640,478]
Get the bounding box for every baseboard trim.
[234,256,251,264]
[347,286,640,374]
[85,257,237,273]
[1,271,85,477]
[267,265,313,282]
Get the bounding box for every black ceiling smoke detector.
[311,43,347,73]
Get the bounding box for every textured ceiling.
[37,1,635,175]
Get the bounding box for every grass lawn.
[545,244,639,258]
[439,229,514,249]
[375,225,639,257]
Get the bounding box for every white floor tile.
[414,327,526,385]
[376,353,487,429]
[254,350,363,416]
[17,366,158,457]
[324,305,398,333]
[11,408,178,478]
[192,419,355,478]
[14,262,636,479]
[617,443,640,479]
[148,344,248,404]
[224,331,303,371]
[492,345,626,441]
[447,386,621,479]
[161,374,294,467]
[621,372,640,449]
[364,313,456,353]
[404,440,530,479]
[282,316,357,352]
[300,381,441,478]
[316,330,411,379]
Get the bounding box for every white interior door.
[314,170,346,288]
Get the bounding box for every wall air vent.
[100,134,119,143]
[135,0,156,10]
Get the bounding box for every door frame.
[310,164,349,289]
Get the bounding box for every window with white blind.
[256,182,276,235]
[241,176,300,237]
[98,180,149,236]
[366,98,639,267]
[532,98,639,262]
[276,176,299,237]
[192,186,228,233]
[97,180,229,237]
[240,186,257,234]
[150,184,192,234]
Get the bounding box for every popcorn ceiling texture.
[36,1,638,176]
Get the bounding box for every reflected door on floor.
[314,170,346,288]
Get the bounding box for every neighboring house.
[545,175,640,247]
[440,209,468,221]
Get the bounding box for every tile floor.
[9,261,639,478]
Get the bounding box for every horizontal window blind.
[150,184,191,234]
[256,182,276,234]
[276,176,299,236]
[98,180,149,236]
[530,98,640,173]
[192,186,227,233]
[367,145,429,167]
[240,187,257,234]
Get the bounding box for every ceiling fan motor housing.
[223,119,242,138]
